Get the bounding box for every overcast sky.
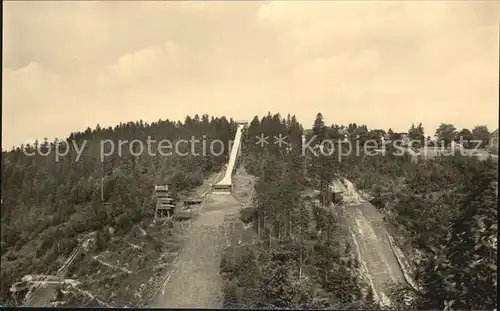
[2,1,499,149]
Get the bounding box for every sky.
[2,1,499,149]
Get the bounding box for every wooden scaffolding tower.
[154,185,175,222]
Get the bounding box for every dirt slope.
[338,179,405,307]
[345,204,404,306]
[18,172,224,308]
[152,194,241,308]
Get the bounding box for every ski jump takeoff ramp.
[212,123,246,194]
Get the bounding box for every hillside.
[0,115,235,306]
[1,112,497,310]
[220,113,497,310]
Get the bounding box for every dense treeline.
[0,115,236,305]
[336,134,498,308]
[223,112,497,310]
[1,111,497,309]
[304,113,497,309]
[221,113,375,309]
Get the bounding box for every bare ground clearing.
[153,167,254,308]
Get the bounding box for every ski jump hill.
[211,122,246,194]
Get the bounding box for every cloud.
[2,62,62,120]
[2,1,499,149]
[2,62,78,146]
[97,42,189,89]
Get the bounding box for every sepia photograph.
[1,1,498,309]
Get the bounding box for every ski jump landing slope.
[212,124,245,194]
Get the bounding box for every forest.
[342,142,497,309]
[1,112,497,309]
[220,113,497,309]
[1,115,235,305]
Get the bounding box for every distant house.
[489,129,498,154]
[338,128,349,142]
[387,132,410,146]
[425,136,440,147]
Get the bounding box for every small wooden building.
[329,183,343,204]
[332,190,343,203]
[154,185,175,221]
